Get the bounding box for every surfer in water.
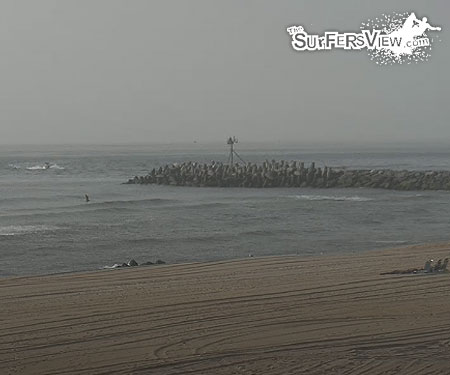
[43,162,51,170]
[85,194,90,202]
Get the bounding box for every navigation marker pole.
[227,136,246,165]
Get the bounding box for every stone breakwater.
[126,161,450,191]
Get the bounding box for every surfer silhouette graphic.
[413,16,441,35]
[386,13,441,56]
[400,13,441,36]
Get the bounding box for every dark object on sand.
[429,258,448,273]
[381,257,449,275]
[104,259,165,269]
[381,268,420,275]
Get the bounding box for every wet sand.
[1,243,450,375]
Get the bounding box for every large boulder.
[128,259,139,267]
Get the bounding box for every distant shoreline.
[4,141,450,152]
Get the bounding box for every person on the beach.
[434,259,442,272]
[442,258,449,272]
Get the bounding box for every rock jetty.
[126,161,450,191]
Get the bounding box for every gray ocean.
[2,143,450,277]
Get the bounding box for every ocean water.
[2,143,450,277]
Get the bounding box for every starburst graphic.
[361,12,441,65]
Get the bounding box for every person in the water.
[85,194,90,202]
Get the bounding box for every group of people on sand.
[381,257,448,275]
[424,258,449,273]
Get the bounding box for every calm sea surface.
[2,143,450,276]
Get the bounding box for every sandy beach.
[1,243,450,375]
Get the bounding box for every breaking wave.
[290,194,373,202]
[26,163,65,170]
[8,163,65,170]
[374,240,409,244]
[0,225,60,236]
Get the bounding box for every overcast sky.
[0,0,448,145]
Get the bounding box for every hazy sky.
[0,0,448,145]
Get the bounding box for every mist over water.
[1,144,450,277]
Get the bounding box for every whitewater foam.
[374,240,409,244]
[290,194,373,202]
[25,163,65,170]
[0,225,59,236]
